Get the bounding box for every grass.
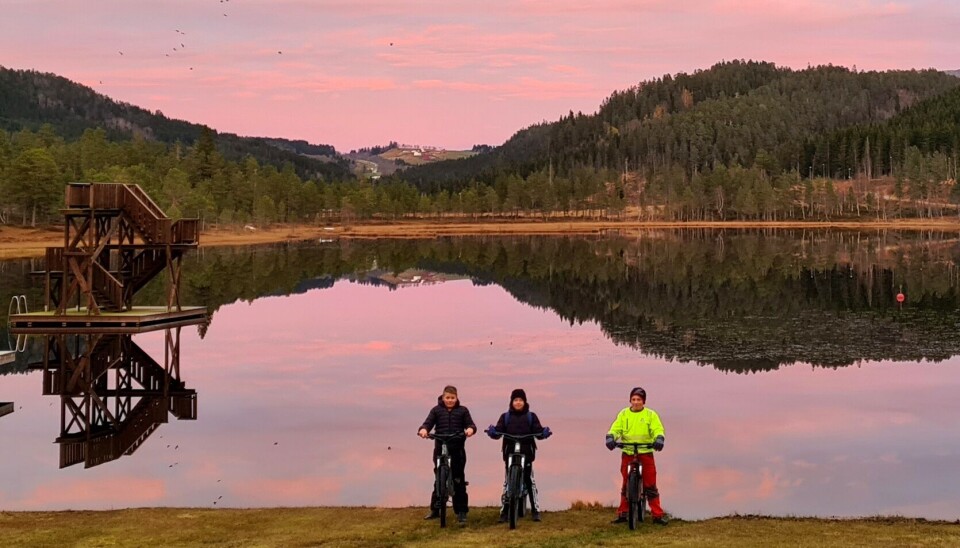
[1,507,959,547]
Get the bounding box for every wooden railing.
[126,342,168,391]
[117,398,167,457]
[45,247,65,272]
[123,184,166,219]
[63,182,199,246]
[128,249,166,294]
[91,262,125,311]
[59,440,86,468]
[120,187,170,244]
[171,219,199,244]
[170,393,197,420]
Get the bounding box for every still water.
[1,230,959,519]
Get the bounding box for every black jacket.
[420,396,477,437]
[493,405,544,462]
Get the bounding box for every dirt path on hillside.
[2,219,960,259]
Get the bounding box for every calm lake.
[1,230,959,520]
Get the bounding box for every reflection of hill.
[5,231,960,373]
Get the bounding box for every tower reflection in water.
[34,325,197,469]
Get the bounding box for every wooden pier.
[10,306,207,334]
[0,402,13,418]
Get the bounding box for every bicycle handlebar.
[426,432,467,441]
[490,431,546,440]
[614,442,655,449]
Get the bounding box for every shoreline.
[2,218,960,259]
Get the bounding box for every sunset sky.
[2,0,958,152]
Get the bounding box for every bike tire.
[438,466,449,528]
[508,465,521,529]
[638,492,646,525]
[627,470,640,530]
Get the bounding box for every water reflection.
[1,231,960,519]
[38,328,196,468]
[155,229,960,369]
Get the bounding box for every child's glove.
[653,435,665,451]
[540,427,552,439]
[485,425,500,439]
[605,434,617,450]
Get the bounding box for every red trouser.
[618,452,663,518]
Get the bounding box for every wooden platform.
[9,306,207,334]
[0,402,13,418]
[0,350,14,366]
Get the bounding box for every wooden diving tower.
[9,182,206,332]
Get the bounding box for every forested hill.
[398,61,960,192]
[0,66,351,181]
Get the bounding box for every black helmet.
[630,387,646,401]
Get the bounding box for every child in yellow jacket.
[605,386,667,525]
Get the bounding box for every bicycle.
[426,432,465,528]
[492,431,544,529]
[615,442,655,530]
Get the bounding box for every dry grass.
[1,507,958,547]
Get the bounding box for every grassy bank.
[1,507,958,547]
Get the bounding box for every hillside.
[947,69,960,78]
[346,145,478,179]
[0,66,352,181]
[398,61,960,192]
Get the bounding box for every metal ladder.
[7,295,28,352]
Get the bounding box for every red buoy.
[896,292,905,303]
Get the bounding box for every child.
[605,386,667,525]
[485,388,552,522]
[418,385,476,525]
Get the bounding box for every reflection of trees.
[146,231,960,371]
[4,230,960,373]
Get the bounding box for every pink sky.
[2,1,957,151]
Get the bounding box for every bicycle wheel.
[508,465,522,529]
[637,490,646,525]
[627,469,640,530]
[518,485,526,518]
[437,466,449,528]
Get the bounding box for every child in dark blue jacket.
[485,388,552,522]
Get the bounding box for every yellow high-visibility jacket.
[608,407,664,455]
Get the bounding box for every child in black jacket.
[418,385,476,525]
[485,388,552,522]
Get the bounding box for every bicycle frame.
[427,432,465,528]
[615,441,654,530]
[492,431,542,529]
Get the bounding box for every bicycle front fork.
[500,466,540,513]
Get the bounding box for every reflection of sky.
[2,279,960,518]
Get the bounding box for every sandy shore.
[2,219,959,259]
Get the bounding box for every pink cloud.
[693,467,745,491]
[232,477,342,504]
[549,64,584,75]
[19,477,166,508]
